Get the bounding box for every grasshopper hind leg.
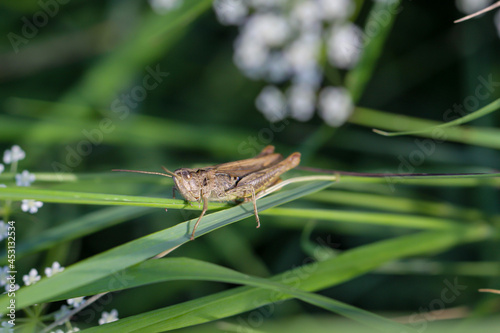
[251,188,260,228]
[191,197,208,240]
[239,187,260,228]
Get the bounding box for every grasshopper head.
[172,168,201,202]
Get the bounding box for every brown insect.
[113,145,301,240]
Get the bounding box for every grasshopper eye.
[181,170,191,179]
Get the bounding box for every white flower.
[99,309,119,325]
[248,13,290,47]
[234,34,269,78]
[50,330,65,333]
[67,296,85,308]
[5,283,19,293]
[213,0,248,25]
[45,262,65,277]
[54,305,71,322]
[149,0,183,14]
[455,0,492,15]
[285,32,321,72]
[15,170,36,187]
[255,85,287,121]
[67,328,80,333]
[287,84,316,121]
[22,268,41,286]
[3,145,25,164]
[21,199,43,214]
[327,23,363,69]
[1,321,14,330]
[0,266,9,287]
[318,86,354,127]
[0,164,4,174]
[293,64,322,87]
[290,1,321,29]
[265,52,291,82]
[0,222,7,242]
[317,0,355,21]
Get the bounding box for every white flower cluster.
[0,261,64,298]
[99,309,119,325]
[0,145,43,215]
[0,262,111,332]
[213,0,359,126]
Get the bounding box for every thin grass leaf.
[351,107,500,150]
[305,190,486,220]
[347,0,401,102]
[373,98,500,137]
[263,207,464,230]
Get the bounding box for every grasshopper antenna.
[112,168,174,178]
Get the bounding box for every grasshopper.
[113,145,301,240]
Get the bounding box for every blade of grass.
[64,258,410,333]
[305,190,486,220]
[347,0,402,102]
[373,98,500,137]
[0,181,333,311]
[1,171,499,207]
[0,206,154,263]
[74,225,490,332]
[351,107,500,150]
[262,207,465,230]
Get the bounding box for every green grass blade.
[373,98,500,137]
[263,207,463,230]
[305,190,487,220]
[351,107,500,150]
[0,206,153,263]
[347,0,401,102]
[70,258,409,333]
[0,181,333,311]
[0,186,229,210]
[76,225,490,332]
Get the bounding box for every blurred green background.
[0,0,499,332]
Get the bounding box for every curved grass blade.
[70,258,410,333]
[373,98,500,137]
[71,225,489,332]
[351,107,500,150]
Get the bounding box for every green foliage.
[0,0,499,332]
